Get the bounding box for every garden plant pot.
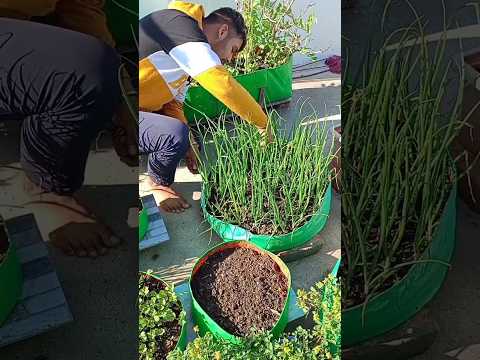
[331,126,342,193]
[453,52,480,213]
[201,183,332,253]
[139,272,187,354]
[184,58,293,123]
[104,0,137,47]
[342,184,457,347]
[0,220,23,326]
[189,241,292,344]
[139,208,149,241]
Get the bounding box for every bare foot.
[23,177,121,258]
[146,177,191,213]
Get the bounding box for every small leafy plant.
[167,274,340,360]
[139,272,186,360]
[298,274,341,359]
[197,111,333,236]
[230,0,316,75]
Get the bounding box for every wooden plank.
[5,214,35,233]
[23,288,65,314]
[142,195,156,208]
[21,273,61,299]
[146,207,158,215]
[16,242,49,263]
[6,304,30,322]
[147,226,168,237]
[140,195,170,251]
[21,257,54,281]
[0,305,73,347]
[9,228,38,248]
[0,215,73,348]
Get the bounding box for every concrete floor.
[139,82,342,292]
[0,124,138,360]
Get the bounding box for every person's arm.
[170,42,268,129]
[55,0,115,47]
[140,8,268,129]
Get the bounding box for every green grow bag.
[201,183,332,253]
[140,272,188,352]
[0,230,23,326]
[139,208,149,241]
[190,241,292,343]
[342,185,457,347]
[104,0,138,47]
[184,58,293,123]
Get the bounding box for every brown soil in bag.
[209,183,318,236]
[191,246,289,337]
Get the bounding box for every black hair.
[204,7,247,52]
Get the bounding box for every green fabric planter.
[104,0,138,47]
[201,183,332,253]
[190,241,291,343]
[184,58,293,123]
[139,208,149,241]
[140,272,188,352]
[342,184,457,347]
[0,240,23,326]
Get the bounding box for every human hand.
[258,123,273,145]
[185,143,200,174]
[112,102,138,167]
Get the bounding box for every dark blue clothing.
[139,111,189,186]
[0,18,120,194]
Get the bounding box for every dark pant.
[0,18,120,195]
[139,111,189,186]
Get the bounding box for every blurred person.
[0,0,138,257]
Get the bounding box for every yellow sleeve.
[54,0,115,47]
[195,66,268,129]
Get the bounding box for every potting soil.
[141,276,182,360]
[209,184,317,236]
[191,247,289,337]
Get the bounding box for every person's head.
[202,8,247,63]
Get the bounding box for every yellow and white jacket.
[139,1,268,128]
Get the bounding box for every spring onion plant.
[341,25,468,309]
[196,110,333,236]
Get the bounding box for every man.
[139,1,271,213]
[0,1,138,257]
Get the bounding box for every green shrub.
[230,0,316,75]
[139,273,185,360]
[298,274,341,359]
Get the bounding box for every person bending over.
[139,1,271,213]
